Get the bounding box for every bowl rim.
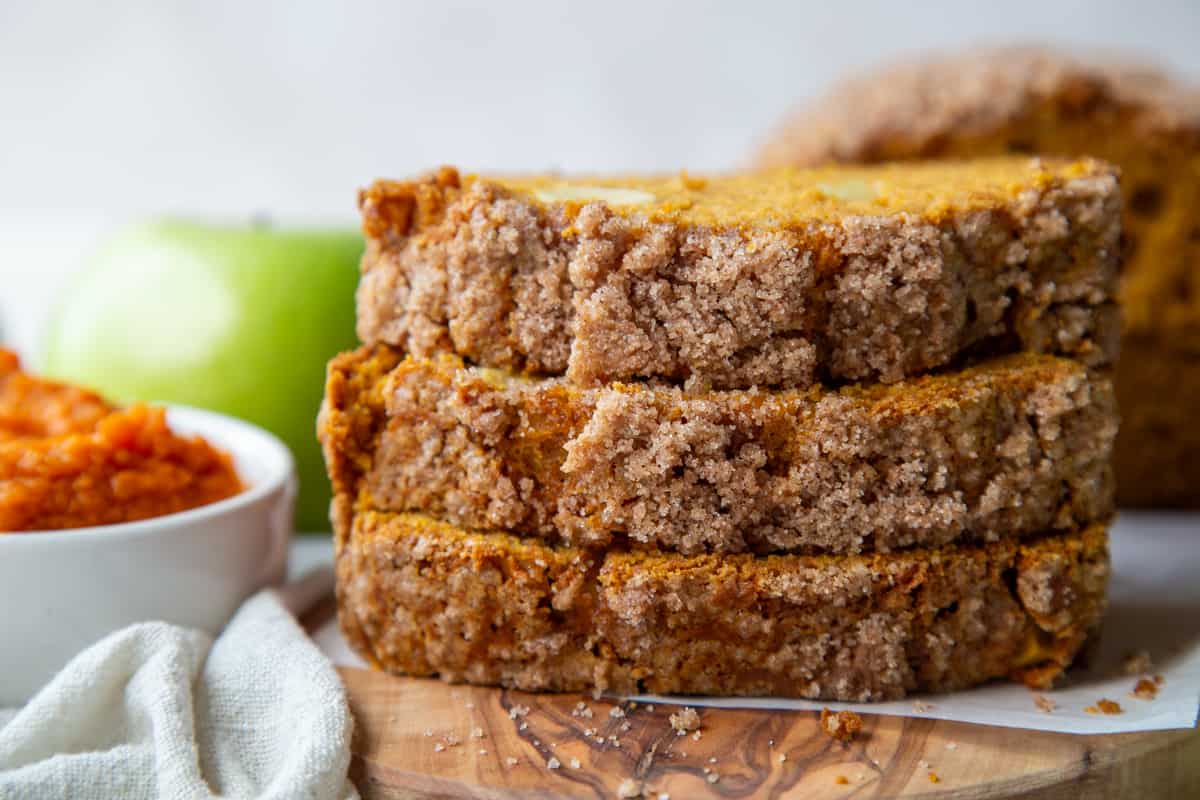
[0,404,296,543]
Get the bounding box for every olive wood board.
[332,664,1200,800]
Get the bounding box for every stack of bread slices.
[320,157,1118,702]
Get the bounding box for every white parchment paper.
[317,511,1200,735]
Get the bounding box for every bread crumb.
[570,757,581,769]
[610,706,626,719]
[647,705,655,712]
[945,742,958,751]
[1033,694,1057,713]
[1130,678,1160,701]
[509,704,530,719]
[911,700,933,713]
[519,722,528,731]
[573,701,595,719]
[779,754,787,763]
[708,756,717,764]
[706,772,720,784]
[918,760,929,769]
[434,743,445,752]
[692,730,702,741]
[617,777,643,798]
[929,772,941,784]
[478,749,487,756]
[1085,699,1123,715]
[505,756,518,767]
[620,721,632,732]
[465,701,475,709]
[584,727,597,737]
[835,775,849,785]
[547,756,561,769]
[422,729,433,737]
[443,733,460,747]
[820,708,863,742]
[1123,650,1153,675]
[669,707,701,734]
[471,727,485,739]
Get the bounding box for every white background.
[2,0,1198,358]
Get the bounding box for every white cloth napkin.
[0,570,357,800]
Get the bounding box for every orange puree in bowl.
[0,350,243,532]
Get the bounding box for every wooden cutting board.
[335,666,1200,799]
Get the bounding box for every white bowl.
[0,405,295,705]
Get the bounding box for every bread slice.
[336,510,1109,701]
[320,344,1116,555]
[754,45,1200,506]
[357,157,1119,390]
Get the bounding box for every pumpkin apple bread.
[321,344,1116,555]
[755,45,1200,506]
[336,510,1109,702]
[356,157,1120,390]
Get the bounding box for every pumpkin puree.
[0,350,242,532]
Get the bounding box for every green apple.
[42,220,362,532]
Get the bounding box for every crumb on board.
[835,775,849,785]
[820,708,863,742]
[620,721,632,732]
[945,742,958,751]
[505,756,518,767]
[911,700,933,713]
[1131,678,1160,701]
[478,749,487,756]
[434,742,445,753]
[1034,694,1057,713]
[1085,699,1124,715]
[573,701,595,719]
[918,760,929,769]
[692,730,702,741]
[570,757,582,769]
[610,706,626,719]
[929,772,941,784]
[547,756,561,769]
[706,772,720,784]
[509,704,530,719]
[669,706,701,734]
[519,722,528,731]
[471,727,484,739]
[584,727,597,737]
[779,754,787,763]
[465,701,475,709]
[617,777,643,798]
[1123,650,1153,675]
[443,733,460,747]
[423,729,433,737]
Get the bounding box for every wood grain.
[337,666,1200,799]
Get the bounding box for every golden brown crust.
[320,344,1116,555]
[755,46,1200,169]
[337,511,1109,701]
[356,158,1120,389]
[754,45,1200,506]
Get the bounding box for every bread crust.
[356,158,1119,390]
[754,45,1200,506]
[320,345,1116,555]
[337,511,1109,702]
